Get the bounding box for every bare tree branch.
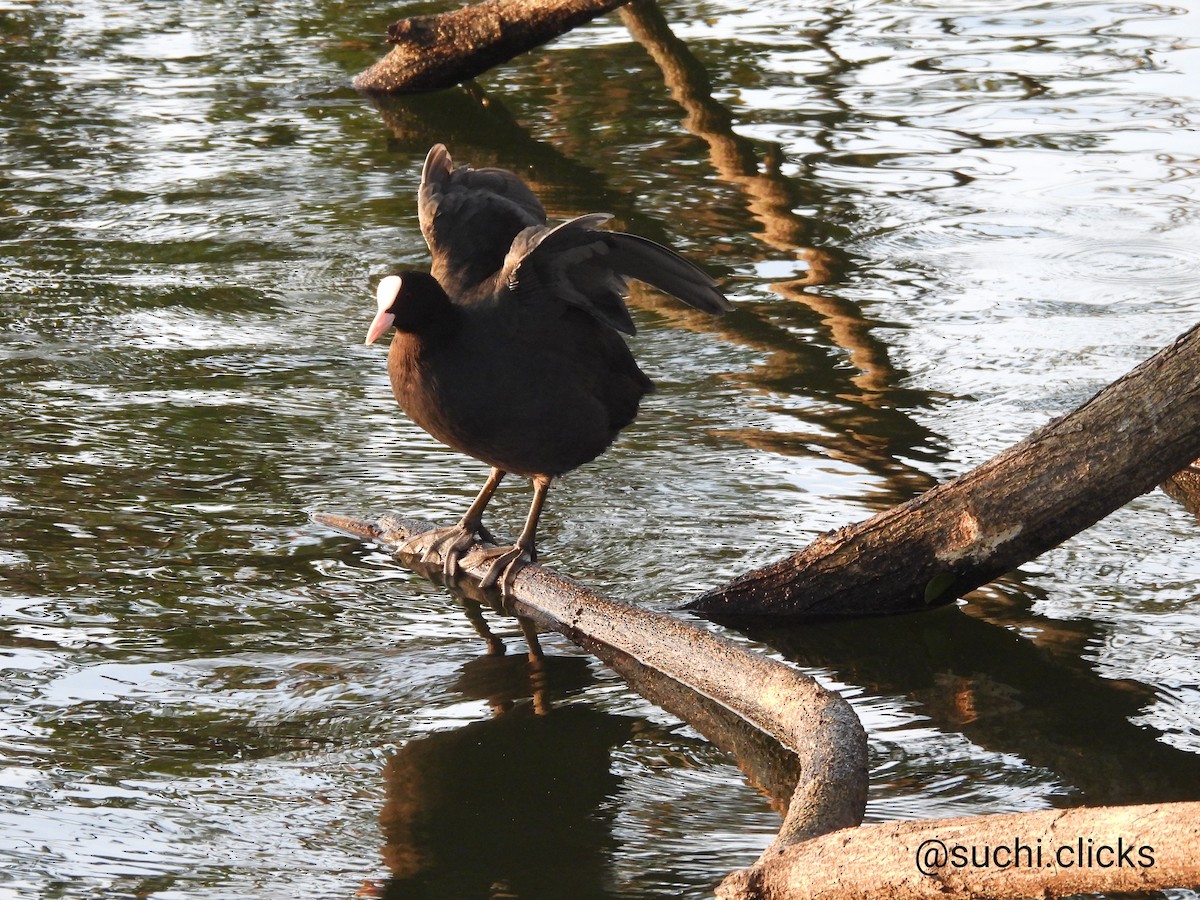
[311,512,869,847]
[354,0,631,93]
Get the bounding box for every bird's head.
[365,272,452,344]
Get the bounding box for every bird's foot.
[468,544,533,601]
[399,524,483,579]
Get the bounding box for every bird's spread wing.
[418,144,547,296]
[500,214,732,336]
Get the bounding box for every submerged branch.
[312,512,868,853]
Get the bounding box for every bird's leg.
[399,468,506,578]
[476,475,551,599]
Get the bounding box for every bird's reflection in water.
[374,642,638,899]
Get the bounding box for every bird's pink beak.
[365,275,402,345]
[365,309,395,345]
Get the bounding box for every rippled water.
[2,0,1199,897]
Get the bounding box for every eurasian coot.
[366,144,731,593]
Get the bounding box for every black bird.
[366,144,731,592]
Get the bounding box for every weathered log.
[354,0,631,94]
[689,322,1200,620]
[312,512,869,851]
[719,801,1200,899]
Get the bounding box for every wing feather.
[500,215,730,335]
[418,144,546,295]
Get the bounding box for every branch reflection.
[740,598,1200,807]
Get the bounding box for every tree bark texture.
[688,323,1200,620]
[718,801,1200,899]
[311,512,869,849]
[354,0,631,93]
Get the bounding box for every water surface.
[2,0,1200,897]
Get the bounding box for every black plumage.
[365,144,731,591]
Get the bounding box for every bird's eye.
[376,275,402,312]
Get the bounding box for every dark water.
[2,0,1199,897]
